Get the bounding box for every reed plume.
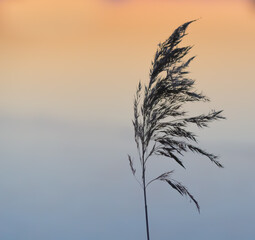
[128,20,225,240]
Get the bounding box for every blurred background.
[0,0,254,239]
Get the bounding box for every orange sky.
[0,0,254,125]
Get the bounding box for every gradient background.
[0,0,255,239]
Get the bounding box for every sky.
[0,0,255,239]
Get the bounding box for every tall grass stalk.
[128,20,225,240]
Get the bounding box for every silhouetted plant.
[128,20,225,240]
